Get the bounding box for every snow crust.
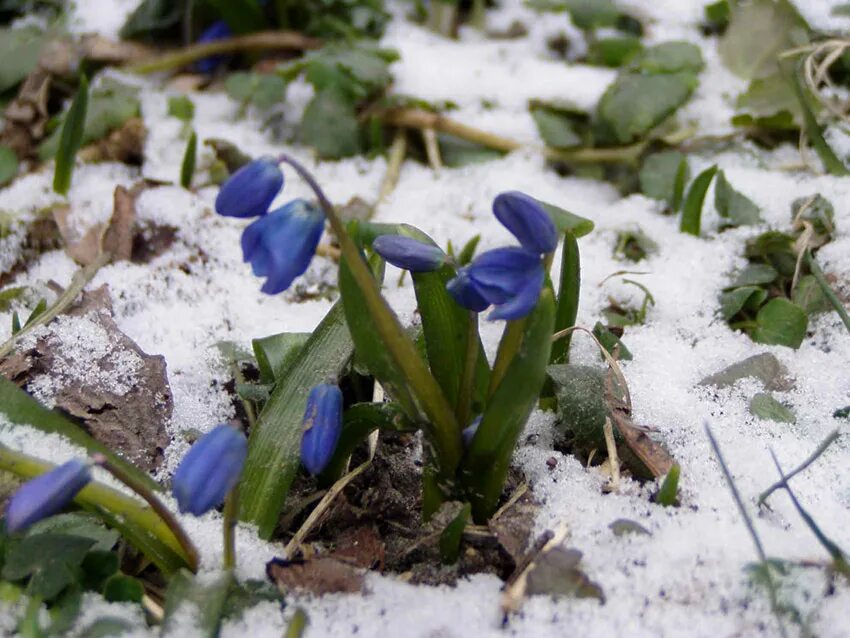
[2,1,850,636]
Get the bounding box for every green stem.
[222,485,239,570]
[125,31,321,74]
[488,320,524,398]
[0,446,192,574]
[277,154,462,474]
[806,251,850,335]
[456,311,479,427]
[0,252,110,360]
[550,232,579,364]
[93,454,199,572]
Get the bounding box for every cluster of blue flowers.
[374,191,557,320]
[215,158,326,294]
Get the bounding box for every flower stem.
[222,484,239,570]
[0,251,110,360]
[125,31,321,74]
[278,154,463,476]
[92,454,200,572]
[456,311,479,427]
[488,319,525,398]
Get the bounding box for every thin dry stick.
[491,483,528,522]
[141,595,164,623]
[378,129,408,203]
[284,430,378,557]
[126,31,322,74]
[602,417,620,491]
[422,128,442,171]
[758,430,841,506]
[0,251,111,360]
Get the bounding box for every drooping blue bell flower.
[241,199,325,294]
[194,20,233,74]
[462,415,482,448]
[172,424,247,516]
[493,191,558,255]
[5,460,91,533]
[448,247,544,320]
[300,384,343,476]
[372,235,447,272]
[215,157,284,218]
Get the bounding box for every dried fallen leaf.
[333,525,385,570]
[489,490,539,563]
[524,546,604,601]
[266,556,365,595]
[78,117,146,165]
[1,68,51,158]
[0,286,172,472]
[612,410,675,480]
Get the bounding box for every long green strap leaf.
[0,446,190,575]
[551,231,580,364]
[0,378,160,494]
[179,130,197,188]
[239,301,354,538]
[680,164,717,236]
[53,75,88,196]
[460,286,555,522]
[789,67,849,176]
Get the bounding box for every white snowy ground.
[1,0,849,636]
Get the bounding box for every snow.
[2,0,850,636]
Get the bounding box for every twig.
[422,128,442,171]
[0,251,110,360]
[126,31,322,74]
[141,594,164,623]
[491,482,528,522]
[378,130,407,203]
[759,430,840,506]
[502,524,569,614]
[603,417,620,491]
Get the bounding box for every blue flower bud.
[493,191,558,255]
[300,384,343,476]
[462,416,482,448]
[241,199,325,294]
[172,425,247,516]
[5,460,91,533]
[215,157,284,218]
[194,20,233,74]
[372,235,447,272]
[447,268,490,312]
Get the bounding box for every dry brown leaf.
[266,556,365,595]
[612,410,675,480]
[489,490,539,563]
[78,118,146,165]
[333,525,385,570]
[0,286,172,472]
[1,68,52,158]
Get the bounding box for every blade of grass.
[680,165,717,236]
[179,130,197,189]
[758,430,840,506]
[806,251,850,335]
[53,75,89,196]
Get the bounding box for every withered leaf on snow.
[488,489,539,563]
[0,286,172,472]
[332,525,385,570]
[266,556,365,595]
[524,546,604,602]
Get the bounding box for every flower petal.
[5,460,91,533]
[489,264,544,321]
[373,235,446,272]
[447,268,490,312]
[215,157,283,218]
[467,247,542,305]
[493,191,558,254]
[300,384,343,475]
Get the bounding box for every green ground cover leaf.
[753,298,808,348]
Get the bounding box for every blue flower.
[447,247,544,320]
[372,235,447,272]
[493,191,558,255]
[300,384,343,476]
[5,460,91,533]
[215,157,283,218]
[172,425,247,516]
[462,415,482,448]
[241,199,325,294]
[194,20,233,74]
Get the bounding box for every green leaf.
[0,145,18,186]
[597,72,699,143]
[592,321,632,360]
[551,231,580,364]
[180,130,197,189]
[614,228,658,262]
[0,286,24,312]
[735,74,801,126]
[439,134,505,167]
[79,551,119,592]
[460,287,555,522]
[252,332,311,384]
[704,0,730,31]
[792,194,835,239]
[655,464,680,506]
[714,170,761,227]
[729,263,779,289]
[558,0,619,30]
[750,393,796,424]
[225,73,287,111]
[24,299,47,327]
[680,164,718,236]
[537,200,594,237]
[753,298,808,348]
[587,36,643,68]
[300,87,361,159]
[102,574,143,603]
[630,42,704,74]
[284,608,309,638]
[789,68,849,177]
[53,75,89,196]
[47,585,82,636]
[720,286,767,321]
[438,502,470,564]
[0,27,49,93]
[792,275,831,315]
[120,0,184,40]
[718,0,809,81]
[27,513,119,552]
[299,42,396,99]
[239,302,355,538]
[41,80,140,161]
[456,235,480,265]
[167,95,195,122]
[77,617,134,638]
[3,534,94,600]
[221,579,281,620]
[639,151,690,210]
[531,107,582,149]
[162,570,232,638]
[206,0,267,34]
